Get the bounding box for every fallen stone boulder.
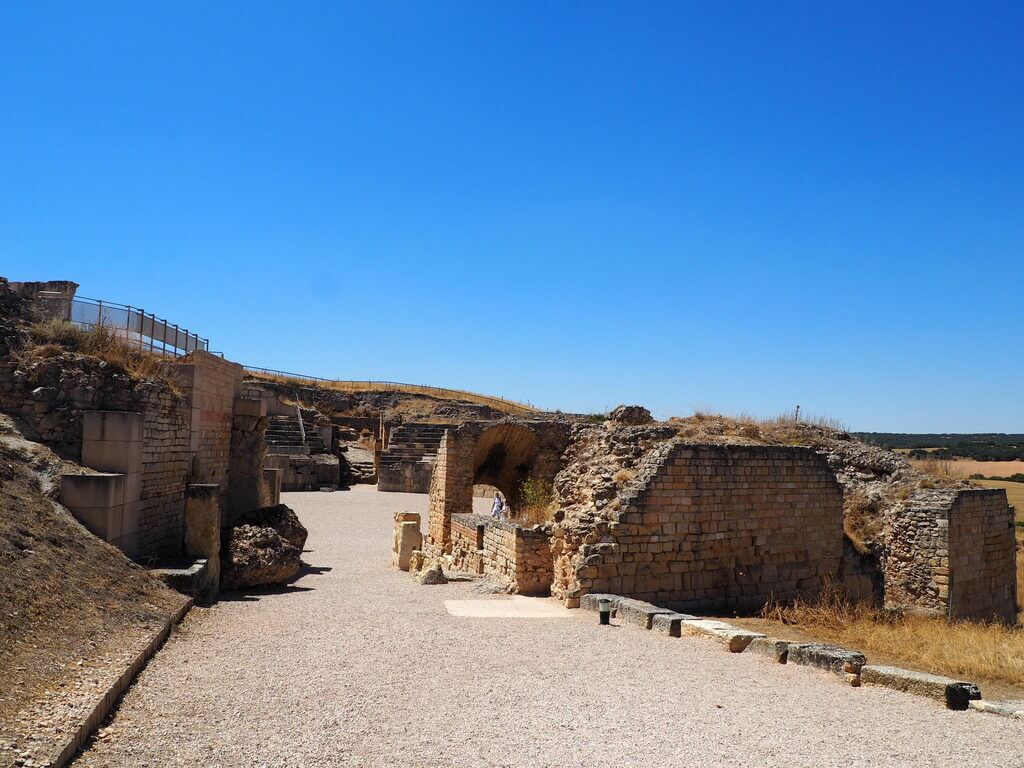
[861,665,981,710]
[418,562,448,585]
[234,504,308,550]
[221,524,302,590]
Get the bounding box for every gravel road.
[74,486,1024,767]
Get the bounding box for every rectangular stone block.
[83,410,143,443]
[233,397,266,417]
[679,619,764,652]
[787,643,865,682]
[579,593,621,614]
[616,597,675,629]
[651,612,698,637]
[746,636,790,663]
[861,665,981,710]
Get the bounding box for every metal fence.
[243,365,539,414]
[71,296,209,357]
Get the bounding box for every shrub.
[515,478,556,526]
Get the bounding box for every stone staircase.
[378,423,451,492]
[342,445,377,484]
[266,415,326,455]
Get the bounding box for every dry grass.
[23,319,177,386]
[843,490,884,554]
[911,458,1024,480]
[246,370,537,415]
[761,585,1024,687]
[612,468,635,486]
[670,409,847,446]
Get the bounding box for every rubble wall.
[886,488,1016,622]
[553,442,844,610]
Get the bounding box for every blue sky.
[2,2,1021,431]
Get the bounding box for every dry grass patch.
[514,477,557,526]
[762,587,1024,687]
[23,319,177,386]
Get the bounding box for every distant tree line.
[855,433,1024,462]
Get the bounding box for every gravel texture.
[73,487,1024,768]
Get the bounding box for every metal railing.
[243,365,539,414]
[71,296,209,357]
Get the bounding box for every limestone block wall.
[553,443,845,611]
[227,398,268,525]
[450,513,554,595]
[179,351,244,513]
[886,488,1016,622]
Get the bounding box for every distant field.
[910,458,1024,479]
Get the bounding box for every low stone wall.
[886,488,1016,622]
[450,513,554,595]
[552,442,845,610]
[264,453,340,491]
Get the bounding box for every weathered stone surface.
[679,619,764,652]
[393,520,422,571]
[787,643,866,679]
[608,405,653,426]
[651,612,697,637]
[234,504,308,550]
[580,593,620,613]
[418,562,448,585]
[395,511,421,524]
[408,550,426,572]
[746,636,790,663]
[861,665,982,710]
[221,524,301,590]
[615,597,674,629]
[968,700,1024,718]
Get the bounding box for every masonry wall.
[180,351,244,514]
[451,513,554,595]
[886,488,1016,622]
[555,443,845,611]
[136,387,192,558]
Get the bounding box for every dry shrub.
[612,467,635,486]
[918,456,961,481]
[843,490,883,554]
[25,319,176,386]
[514,478,557,526]
[669,409,847,446]
[762,584,1024,687]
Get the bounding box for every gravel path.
[74,487,1024,767]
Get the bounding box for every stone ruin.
[0,279,300,597]
[411,408,1018,623]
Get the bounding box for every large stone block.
[394,520,423,571]
[861,665,981,710]
[787,643,865,682]
[679,619,764,652]
[615,597,675,629]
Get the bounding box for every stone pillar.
[393,512,422,571]
[227,397,268,525]
[262,467,283,506]
[185,483,221,596]
[77,411,143,557]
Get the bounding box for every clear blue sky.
[2,2,1021,432]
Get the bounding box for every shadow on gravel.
[218,563,333,602]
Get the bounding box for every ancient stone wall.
[450,513,554,595]
[227,398,268,525]
[179,352,244,513]
[886,488,1016,622]
[424,419,572,557]
[552,442,845,611]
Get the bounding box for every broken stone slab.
[861,665,981,710]
[787,643,866,684]
[615,598,675,629]
[679,619,764,652]
[746,636,790,663]
[968,700,1024,719]
[651,612,698,637]
[579,593,621,614]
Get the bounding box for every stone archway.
[424,419,571,556]
[471,423,540,508]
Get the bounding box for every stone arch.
[471,423,541,506]
[424,419,572,556]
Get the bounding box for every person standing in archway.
[491,491,506,519]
